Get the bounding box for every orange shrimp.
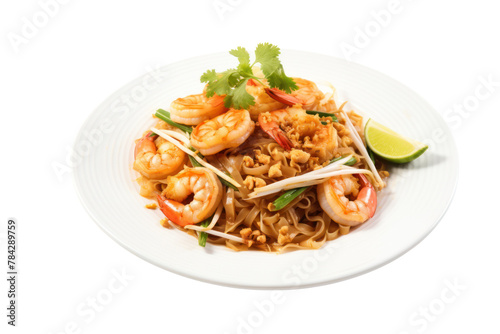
[317,173,377,226]
[190,109,255,155]
[157,167,223,226]
[265,78,335,111]
[169,93,228,125]
[134,131,186,179]
[258,106,338,161]
[258,109,294,151]
[245,79,286,120]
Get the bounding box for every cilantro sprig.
[200,43,298,110]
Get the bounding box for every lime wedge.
[364,119,428,163]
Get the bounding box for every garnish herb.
[201,43,298,110]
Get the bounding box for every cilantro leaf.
[200,69,218,84]
[200,43,297,109]
[230,47,253,76]
[230,47,250,67]
[230,78,255,109]
[202,69,238,97]
[254,43,281,70]
[265,64,298,94]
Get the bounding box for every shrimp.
[134,131,186,179]
[258,109,295,150]
[258,106,338,161]
[266,78,336,111]
[169,92,228,125]
[157,167,223,226]
[317,173,377,226]
[246,79,285,120]
[190,109,255,155]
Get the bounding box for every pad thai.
[132,44,395,252]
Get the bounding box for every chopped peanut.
[145,203,157,209]
[268,162,283,178]
[160,218,171,229]
[240,228,267,246]
[243,155,254,168]
[244,176,266,190]
[240,228,252,238]
[244,176,255,190]
[254,177,266,188]
[257,153,271,165]
[278,226,292,245]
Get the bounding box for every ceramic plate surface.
[74,50,458,289]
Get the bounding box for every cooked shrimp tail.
[157,195,189,227]
[258,110,294,151]
[258,112,293,151]
[265,78,333,111]
[269,127,293,151]
[265,88,302,106]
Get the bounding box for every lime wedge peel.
[364,119,428,163]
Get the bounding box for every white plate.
[74,50,458,289]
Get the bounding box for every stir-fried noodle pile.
[133,76,388,252]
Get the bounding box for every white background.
[1,0,499,333]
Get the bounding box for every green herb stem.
[198,220,210,247]
[271,187,308,211]
[367,146,376,164]
[305,110,338,122]
[221,172,238,191]
[329,156,357,166]
[155,109,193,134]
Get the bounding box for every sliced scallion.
[306,110,338,122]
[155,109,193,134]
[198,220,210,247]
